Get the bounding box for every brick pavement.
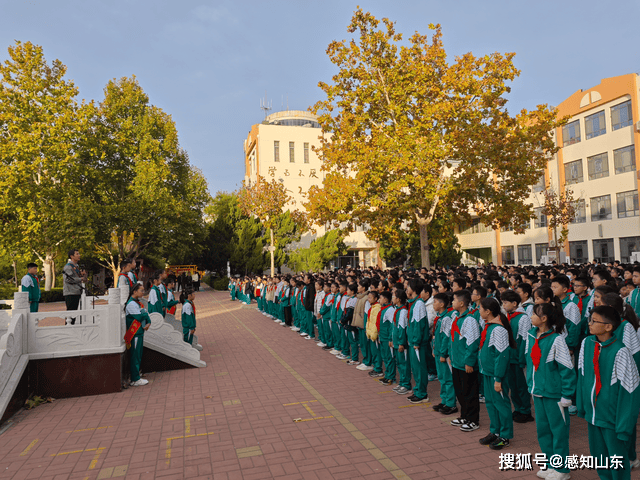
[0,288,628,479]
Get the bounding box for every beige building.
[457,73,640,265]
[243,110,380,268]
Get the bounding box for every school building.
[457,73,640,266]
[243,110,381,269]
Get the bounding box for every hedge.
[0,286,64,303]
[212,276,230,291]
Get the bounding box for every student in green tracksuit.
[392,290,412,395]
[318,282,334,349]
[336,283,351,360]
[329,283,344,356]
[378,291,396,385]
[477,298,515,451]
[365,290,382,376]
[21,263,41,313]
[229,279,234,300]
[525,302,576,480]
[165,278,179,316]
[125,284,151,387]
[147,273,165,316]
[431,293,457,415]
[577,305,640,480]
[501,290,534,423]
[625,267,640,319]
[406,279,429,403]
[180,289,196,344]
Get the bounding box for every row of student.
[123,270,198,387]
[242,266,640,480]
[229,277,256,305]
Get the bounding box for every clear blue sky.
[3,0,639,195]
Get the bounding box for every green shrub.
[40,288,64,303]
[212,276,230,291]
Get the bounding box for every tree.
[238,177,306,276]
[269,211,304,270]
[379,212,462,268]
[288,230,348,272]
[541,186,576,262]
[306,9,562,268]
[0,41,94,289]
[230,217,267,275]
[84,76,210,281]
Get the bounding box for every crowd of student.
[232,263,640,480]
[119,262,198,388]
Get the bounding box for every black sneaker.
[322,345,332,350]
[369,371,384,378]
[489,437,510,450]
[440,406,458,415]
[407,394,418,401]
[460,421,479,432]
[450,417,466,426]
[479,433,498,445]
[513,413,534,424]
[410,396,429,404]
[379,378,394,386]
[432,403,444,412]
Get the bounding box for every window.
[613,145,635,174]
[534,207,547,228]
[304,143,309,163]
[535,243,548,264]
[562,120,580,146]
[587,152,609,180]
[517,245,532,264]
[532,174,545,193]
[274,141,280,162]
[585,110,606,139]
[620,237,640,263]
[570,199,586,224]
[590,195,612,221]
[617,190,639,218]
[569,240,588,264]
[459,219,492,235]
[502,246,515,265]
[611,100,633,131]
[564,159,583,184]
[592,239,614,263]
[289,142,295,163]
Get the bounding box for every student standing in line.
[450,289,481,432]
[124,284,151,387]
[378,291,396,386]
[21,263,41,313]
[432,292,457,415]
[147,273,164,316]
[392,289,412,395]
[365,290,383,378]
[577,305,640,480]
[477,297,515,451]
[525,302,575,480]
[181,288,196,344]
[406,279,429,404]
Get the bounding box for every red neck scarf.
[593,338,616,402]
[531,330,554,370]
[480,324,490,348]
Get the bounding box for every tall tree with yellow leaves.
[306,9,562,267]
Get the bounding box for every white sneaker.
[362,365,374,371]
[131,379,149,386]
[274,318,280,322]
[305,335,312,340]
[536,469,554,479]
[299,332,306,336]
[631,459,640,469]
[356,364,368,370]
[330,349,340,355]
[293,327,300,332]
[317,342,326,347]
[547,471,570,480]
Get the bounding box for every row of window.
[562,100,633,146]
[460,189,639,235]
[274,141,311,163]
[501,237,640,265]
[564,145,635,184]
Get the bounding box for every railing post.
[13,291,29,355]
[108,288,123,347]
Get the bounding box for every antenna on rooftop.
[260,91,272,119]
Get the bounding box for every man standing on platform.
[63,249,86,324]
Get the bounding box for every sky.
[2,0,640,195]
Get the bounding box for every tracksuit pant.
[436,358,456,408]
[483,374,513,439]
[409,345,429,399]
[507,363,531,415]
[533,396,570,474]
[452,367,480,425]
[381,339,396,381]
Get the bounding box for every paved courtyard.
[0,289,619,479]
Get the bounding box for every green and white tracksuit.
[379,304,396,381]
[507,309,532,415]
[433,309,455,408]
[578,335,640,480]
[407,297,429,398]
[21,273,41,313]
[181,300,196,344]
[148,285,164,316]
[479,323,513,440]
[393,306,411,389]
[525,327,576,474]
[125,298,151,382]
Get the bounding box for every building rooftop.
[264,110,320,128]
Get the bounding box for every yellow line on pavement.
[218,299,410,480]
[19,439,38,456]
[282,400,318,406]
[293,415,334,422]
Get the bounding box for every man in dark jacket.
[303,274,316,340]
